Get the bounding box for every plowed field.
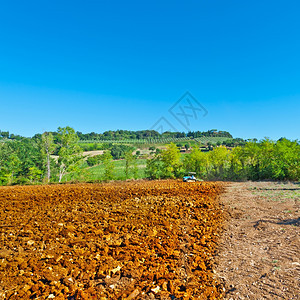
[0,180,224,299]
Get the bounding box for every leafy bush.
[110,145,135,160]
[86,155,103,166]
[146,143,183,179]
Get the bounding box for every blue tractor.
[183,172,201,182]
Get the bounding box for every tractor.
[182,172,202,182]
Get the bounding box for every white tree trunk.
[59,165,65,183]
[47,152,51,183]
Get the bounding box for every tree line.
[76,129,233,140]
[1,129,233,142]
[187,129,232,138]
[0,127,83,185]
[146,139,300,181]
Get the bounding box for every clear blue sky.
[0,0,299,140]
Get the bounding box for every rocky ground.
[0,180,224,299]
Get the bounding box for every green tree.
[7,154,21,185]
[207,146,230,179]
[124,150,134,179]
[57,126,83,182]
[183,148,208,178]
[2,139,44,185]
[1,131,9,139]
[28,166,43,184]
[86,155,102,166]
[0,143,21,185]
[161,143,182,178]
[102,150,115,180]
[265,138,300,180]
[240,140,261,180]
[0,141,42,185]
[257,138,275,179]
[227,146,247,180]
[0,143,11,184]
[145,154,163,179]
[132,155,139,179]
[41,132,56,183]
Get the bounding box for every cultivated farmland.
[0,180,224,299]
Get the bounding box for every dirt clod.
[0,180,224,299]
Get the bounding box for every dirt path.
[215,182,300,299]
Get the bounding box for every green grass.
[249,185,300,203]
[88,159,147,180]
[63,159,147,182]
[62,151,197,183]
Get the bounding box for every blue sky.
[0,0,299,140]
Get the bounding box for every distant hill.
[76,129,233,141]
[0,128,247,147]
